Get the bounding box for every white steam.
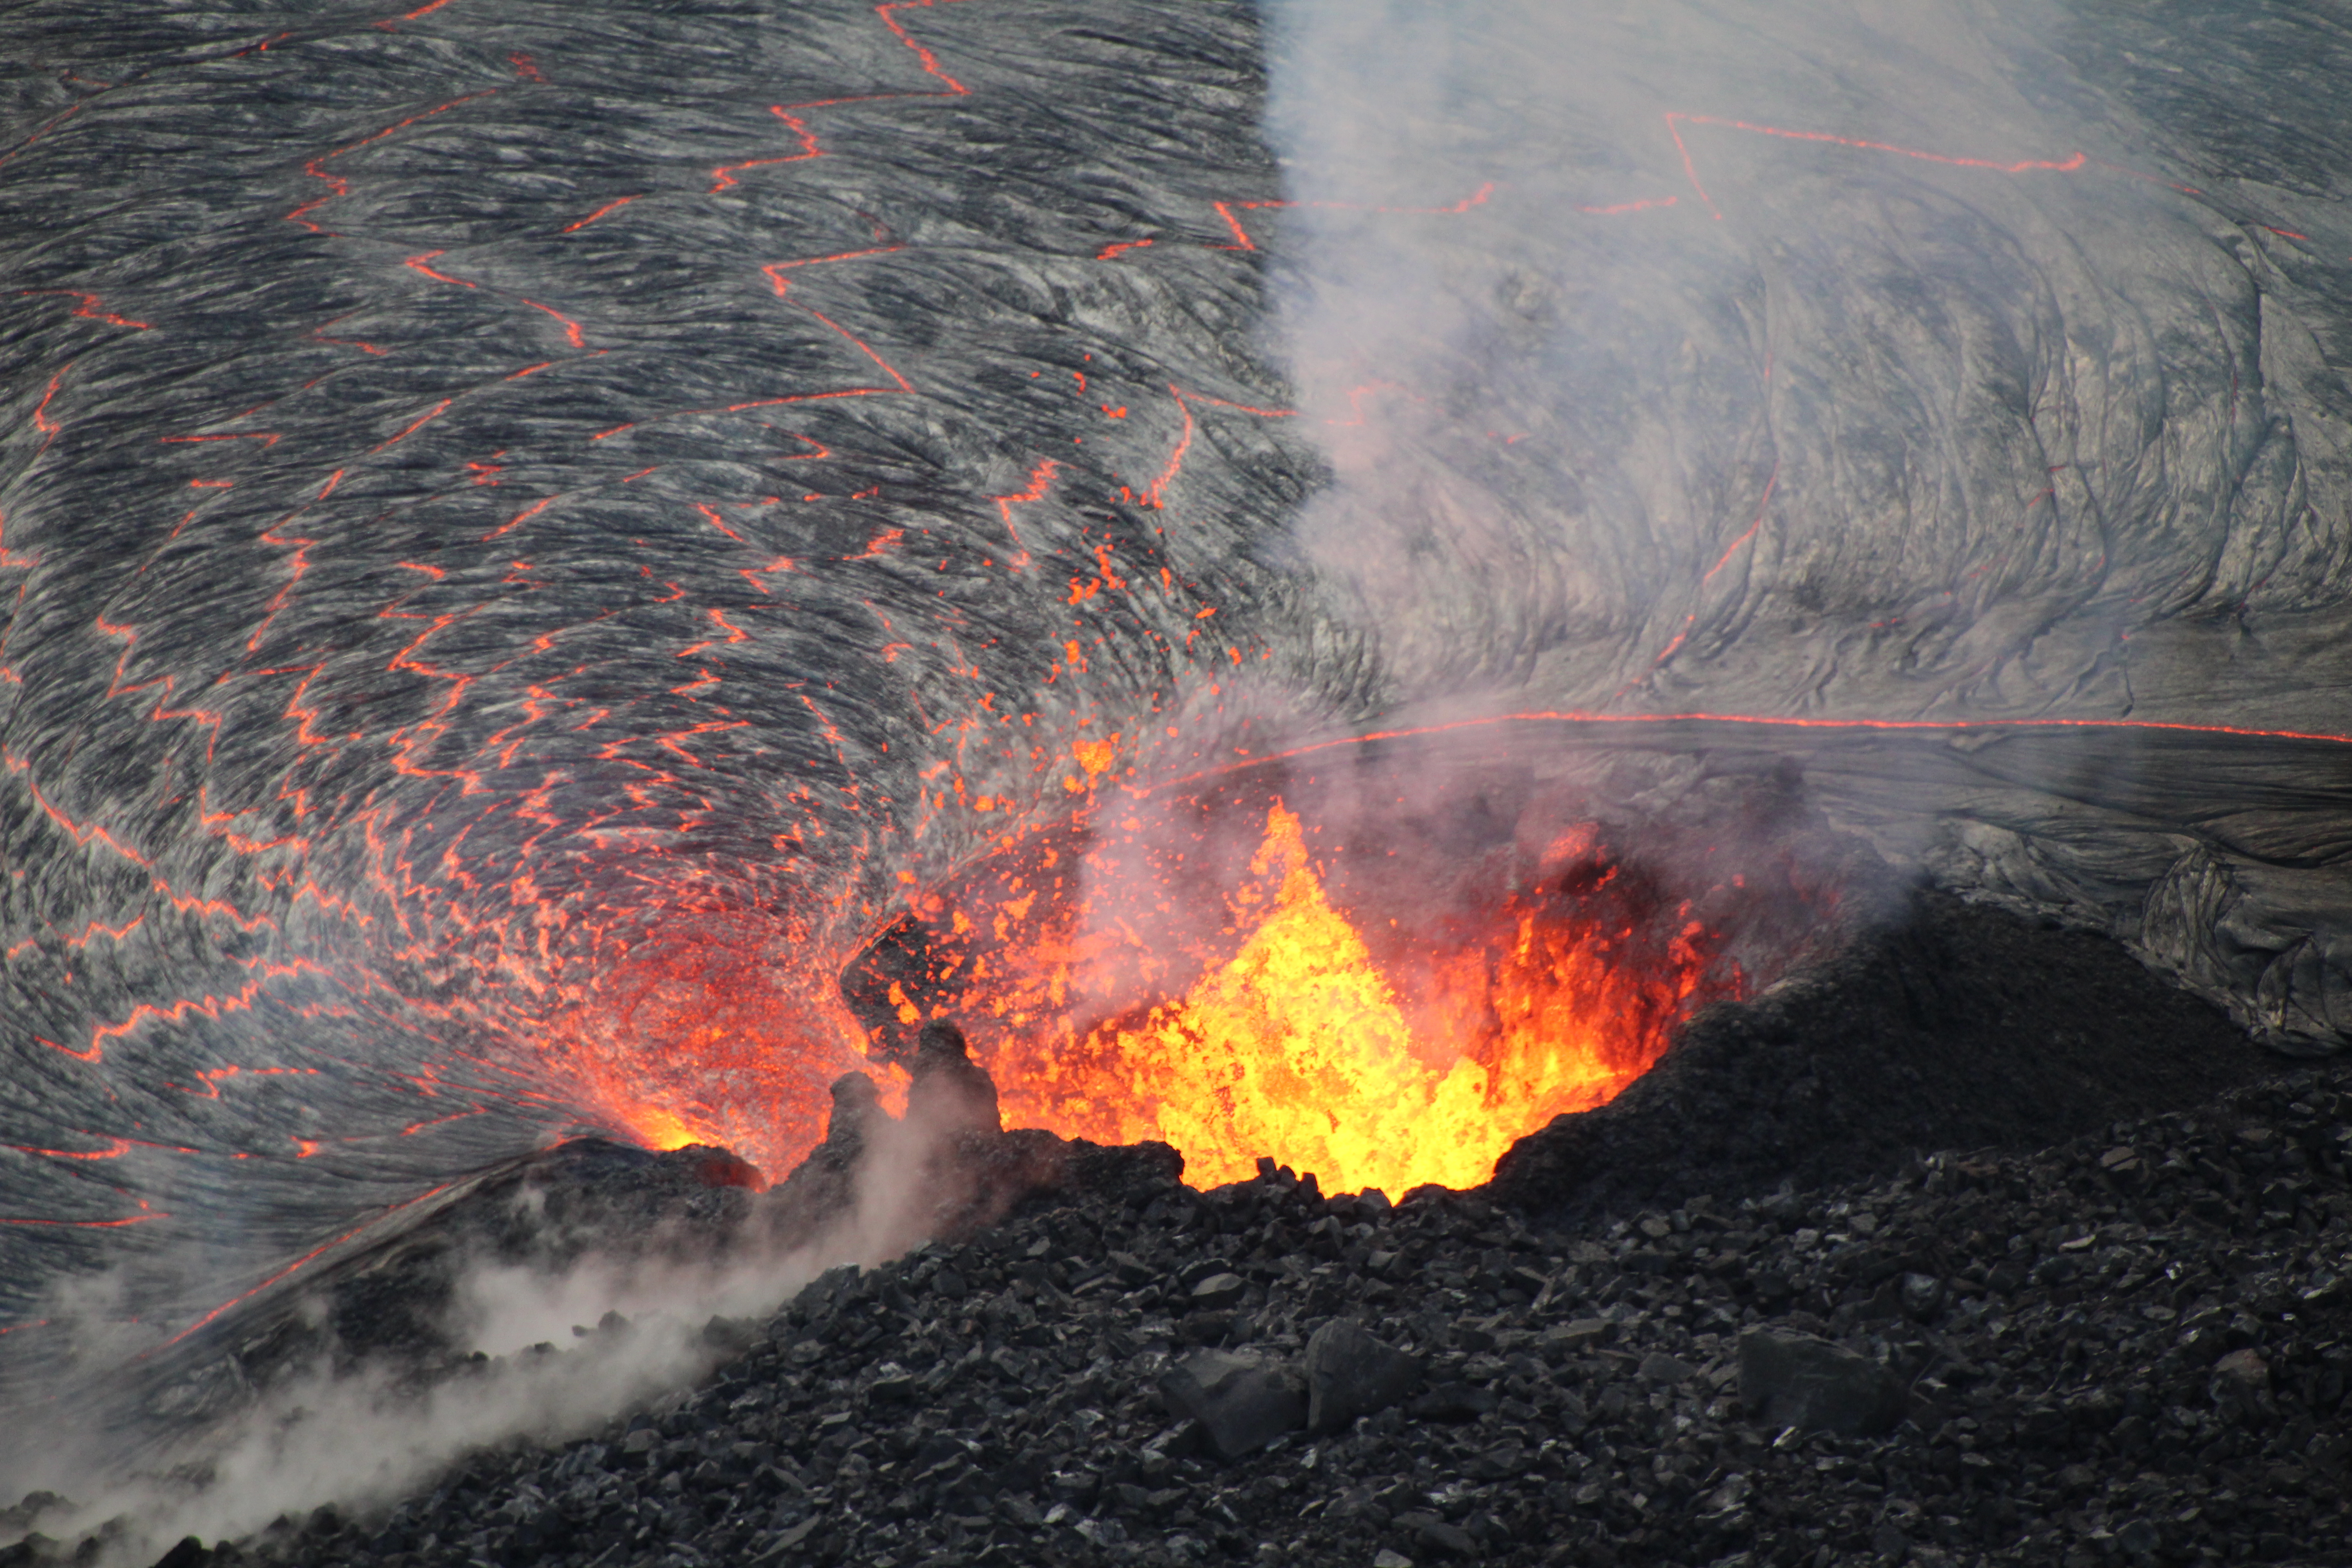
[0,1102,990,1567]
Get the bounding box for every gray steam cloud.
[1251,0,2352,1045]
[0,1101,989,1567]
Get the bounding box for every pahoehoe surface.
[0,0,1319,1366]
[5,0,2352,1502]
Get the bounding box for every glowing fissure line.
[1210,182,1494,252]
[795,302,916,392]
[484,495,556,541]
[372,398,451,451]
[1609,466,1779,696]
[402,250,595,392]
[710,0,970,192]
[741,556,797,594]
[20,289,152,330]
[676,605,750,661]
[4,1139,129,1161]
[711,108,823,194]
[164,1063,314,1102]
[1577,196,1677,216]
[5,914,147,963]
[615,0,966,431]
[161,430,281,448]
[1142,387,1298,510]
[82,979,266,1062]
[0,509,34,571]
[0,1207,163,1230]
[30,367,70,452]
[152,878,277,933]
[245,470,342,653]
[562,193,640,231]
[1173,711,2352,802]
[600,252,915,442]
[0,101,82,173]
[1142,387,1195,508]
[403,250,475,289]
[1322,382,1411,429]
[95,617,227,754]
[522,298,585,347]
[158,1180,463,1349]
[875,0,972,94]
[380,0,460,25]
[287,91,497,234]
[1703,466,1775,584]
[5,750,153,866]
[1665,112,2088,220]
[6,1133,201,1161]
[991,458,1060,566]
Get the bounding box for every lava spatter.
[990,800,1730,1194]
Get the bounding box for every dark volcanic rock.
[1492,887,2275,1224]
[1186,1272,1247,1312]
[111,1137,770,1442]
[1737,1327,1906,1435]
[1404,1380,1499,1423]
[1157,1349,1308,1459]
[1303,1319,1423,1434]
[52,1061,2352,1568]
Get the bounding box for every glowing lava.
[546,917,878,1175]
[985,803,1731,1193]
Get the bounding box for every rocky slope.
[16,1055,2345,1568]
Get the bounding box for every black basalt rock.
[1737,1327,1906,1436]
[1302,1319,1423,1434]
[1156,1349,1308,1460]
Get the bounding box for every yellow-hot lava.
[988,803,1724,1194]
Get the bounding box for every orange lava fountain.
[978,802,1733,1194]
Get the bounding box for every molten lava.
[547,916,878,1175]
[983,803,1735,1194]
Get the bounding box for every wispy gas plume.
[1248,0,2352,1044]
[0,1096,1004,1566]
[1257,0,2350,728]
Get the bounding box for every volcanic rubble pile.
[18,1058,2348,1568]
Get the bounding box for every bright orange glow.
[542,918,868,1174]
[620,1104,709,1152]
[980,803,1726,1193]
